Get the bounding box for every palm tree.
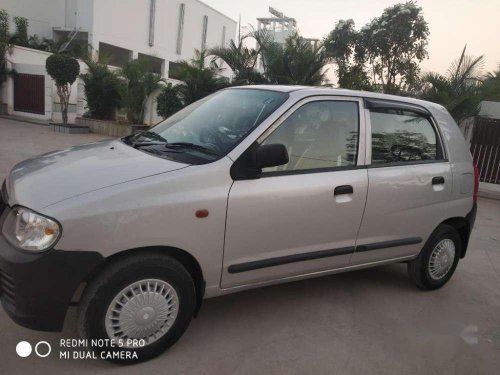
[481,65,500,102]
[209,36,266,84]
[261,32,331,85]
[420,45,484,124]
[120,59,165,124]
[171,49,228,105]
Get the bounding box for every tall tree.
[361,1,429,94]
[10,16,28,46]
[324,19,371,90]
[420,45,484,124]
[0,9,10,95]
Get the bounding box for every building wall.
[2,46,85,123]
[2,46,54,121]
[1,1,236,124]
[1,0,236,76]
[1,0,66,39]
[90,0,236,75]
[479,101,500,120]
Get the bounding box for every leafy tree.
[45,53,80,124]
[156,83,183,119]
[119,59,165,124]
[0,9,10,94]
[324,19,371,90]
[420,45,484,124]
[481,65,500,102]
[80,59,122,119]
[360,1,429,94]
[171,49,228,105]
[10,16,28,46]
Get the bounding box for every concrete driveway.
[0,117,499,374]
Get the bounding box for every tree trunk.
[56,83,71,124]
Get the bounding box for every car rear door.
[351,99,452,265]
[221,97,369,288]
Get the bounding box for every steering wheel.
[390,144,422,161]
[199,127,223,154]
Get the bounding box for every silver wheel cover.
[105,279,179,348]
[428,239,456,280]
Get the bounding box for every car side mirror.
[255,144,289,169]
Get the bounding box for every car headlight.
[2,207,61,252]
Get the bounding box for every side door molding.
[227,237,422,273]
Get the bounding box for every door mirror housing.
[230,143,289,180]
[255,144,289,169]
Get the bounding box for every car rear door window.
[370,109,442,164]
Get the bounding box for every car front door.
[221,97,368,288]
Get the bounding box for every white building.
[1,0,237,123]
[256,7,318,46]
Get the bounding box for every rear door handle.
[334,185,354,195]
[432,176,445,185]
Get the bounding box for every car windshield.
[124,89,289,164]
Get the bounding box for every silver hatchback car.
[0,86,477,362]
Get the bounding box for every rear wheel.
[78,253,196,364]
[408,225,461,290]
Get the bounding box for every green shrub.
[156,83,183,119]
[80,59,122,120]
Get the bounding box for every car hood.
[5,139,188,209]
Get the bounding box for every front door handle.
[334,185,354,195]
[432,176,445,185]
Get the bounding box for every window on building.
[176,3,185,55]
[262,101,359,173]
[201,15,208,50]
[98,42,132,68]
[138,53,164,75]
[370,109,442,164]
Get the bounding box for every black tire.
[408,224,461,290]
[78,252,196,364]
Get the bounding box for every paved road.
[0,117,499,374]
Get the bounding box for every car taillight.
[473,164,479,202]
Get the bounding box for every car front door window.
[261,101,359,173]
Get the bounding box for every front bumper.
[0,234,104,331]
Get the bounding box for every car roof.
[229,85,444,112]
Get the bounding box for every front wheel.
[78,253,196,364]
[408,225,461,290]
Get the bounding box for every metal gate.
[13,73,45,115]
[471,117,500,185]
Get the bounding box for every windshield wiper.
[138,131,168,143]
[124,131,168,147]
[164,142,220,156]
[132,141,168,149]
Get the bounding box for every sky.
[203,0,500,77]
